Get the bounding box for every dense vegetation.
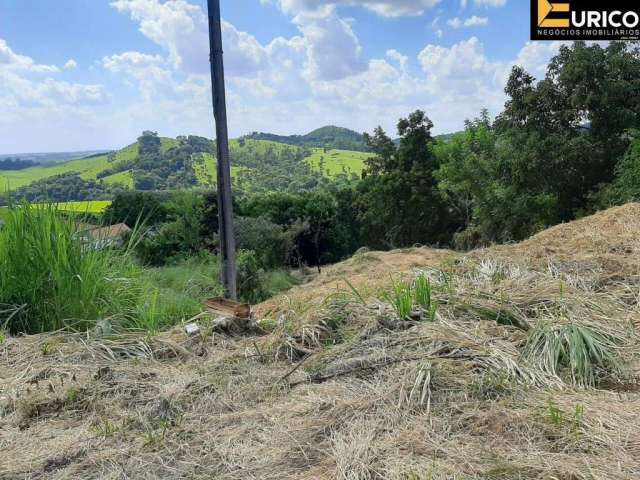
[0,158,40,170]
[2,41,640,336]
[244,125,370,152]
[95,42,640,269]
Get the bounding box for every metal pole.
[207,0,237,299]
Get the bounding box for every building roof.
[80,223,131,240]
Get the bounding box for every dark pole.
[207,0,237,300]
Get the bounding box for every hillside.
[244,125,370,152]
[1,134,370,202]
[2,204,639,478]
[0,138,177,192]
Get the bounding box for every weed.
[546,400,563,426]
[571,403,584,433]
[414,273,438,321]
[93,419,119,438]
[133,289,161,334]
[40,340,61,356]
[385,277,413,320]
[344,278,367,305]
[65,387,79,404]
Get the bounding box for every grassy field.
[0,201,112,220]
[192,151,248,187]
[102,170,135,188]
[53,201,112,214]
[305,148,371,177]
[2,204,639,478]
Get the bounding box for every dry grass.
[2,204,640,479]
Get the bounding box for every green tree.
[357,111,458,248]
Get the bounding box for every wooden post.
[207,0,237,299]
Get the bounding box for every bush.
[236,249,269,304]
[234,216,286,269]
[0,204,141,334]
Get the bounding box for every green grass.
[414,273,438,322]
[192,152,245,187]
[305,148,371,178]
[0,203,142,333]
[102,170,134,188]
[384,278,414,320]
[0,203,296,335]
[52,201,112,214]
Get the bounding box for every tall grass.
[414,273,438,322]
[384,274,438,321]
[0,203,141,333]
[385,278,413,320]
[0,204,296,335]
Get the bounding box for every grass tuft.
[522,322,624,387]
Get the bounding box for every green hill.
[1,132,370,203]
[244,126,370,152]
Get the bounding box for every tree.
[357,111,459,249]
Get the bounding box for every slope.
[2,204,639,479]
[0,139,177,191]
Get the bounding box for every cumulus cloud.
[0,38,59,73]
[110,0,364,82]
[64,59,78,70]
[4,0,565,152]
[267,0,442,17]
[448,15,489,28]
[473,0,507,7]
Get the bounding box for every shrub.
[236,249,269,304]
[234,216,286,269]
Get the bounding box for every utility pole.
[207,0,237,299]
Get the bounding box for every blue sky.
[0,0,564,153]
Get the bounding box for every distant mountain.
[244,126,370,152]
[0,150,111,165]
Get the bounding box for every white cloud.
[111,0,364,82]
[0,38,59,73]
[448,15,489,28]
[267,0,442,17]
[473,0,507,7]
[64,59,78,70]
[2,0,565,153]
[464,16,489,27]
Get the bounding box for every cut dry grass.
[1,204,640,479]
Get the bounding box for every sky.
[0,0,566,153]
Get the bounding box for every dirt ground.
[1,204,639,479]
